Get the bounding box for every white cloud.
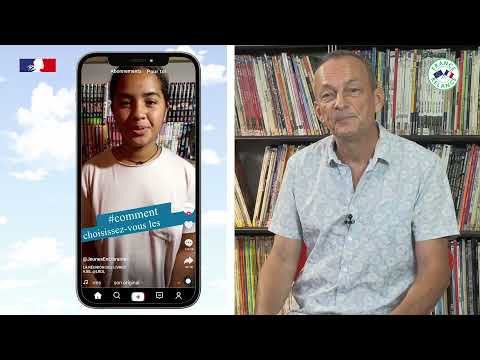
[204,124,215,132]
[6,82,75,171]
[166,45,206,63]
[0,280,38,289]
[165,46,226,85]
[1,237,63,270]
[202,149,221,165]
[203,210,227,226]
[0,76,6,83]
[0,216,7,225]
[202,64,227,84]
[9,168,48,181]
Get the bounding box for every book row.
[235,48,480,136]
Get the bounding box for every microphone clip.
[344,214,355,226]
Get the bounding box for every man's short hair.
[316,50,377,91]
[109,66,170,104]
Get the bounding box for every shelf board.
[404,135,480,144]
[235,228,480,238]
[235,135,480,145]
[458,231,480,237]
[236,135,325,145]
[235,228,272,235]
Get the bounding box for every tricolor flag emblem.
[444,69,455,79]
[19,58,56,72]
[429,58,458,90]
[433,68,455,80]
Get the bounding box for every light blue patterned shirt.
[269,123,460,315]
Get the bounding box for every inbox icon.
[131,292,145,302]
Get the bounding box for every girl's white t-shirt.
[81,147,195,288]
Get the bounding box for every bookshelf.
[80,56,197,165]
[234,44,480,315]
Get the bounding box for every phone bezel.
[76,52,201,309]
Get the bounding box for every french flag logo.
[19,58,56,72]
[444,69,455,79]
[433,70,444,78]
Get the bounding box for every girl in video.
[81,66,195,289]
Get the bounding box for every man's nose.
[334,92,346,110]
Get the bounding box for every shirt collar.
[327,122,392,167]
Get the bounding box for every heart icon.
[184,221,193,229]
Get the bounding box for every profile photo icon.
[183,202,195,229]
[184,202,195,216]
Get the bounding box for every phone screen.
[77,53,200,307]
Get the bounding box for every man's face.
[111,72,167,148]
[314,56,384,139]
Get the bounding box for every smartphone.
[77,52,200,308]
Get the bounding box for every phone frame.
[76,52,201,308]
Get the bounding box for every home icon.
[94,292,102,300]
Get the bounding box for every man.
[81,66,196,289]
[255,50,459,315]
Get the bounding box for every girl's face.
[112,71,167,149]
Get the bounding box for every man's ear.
[374,86,385,113]
[315,102,325,124]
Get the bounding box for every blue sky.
[0,45,230,314]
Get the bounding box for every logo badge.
[19,58,56,72]
[429,58,458,90]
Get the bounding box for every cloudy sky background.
[0,45,232,314]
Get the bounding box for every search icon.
[113,291,120,299]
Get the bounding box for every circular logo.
[429,58,458,90]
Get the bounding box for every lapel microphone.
[344,214,355,227]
